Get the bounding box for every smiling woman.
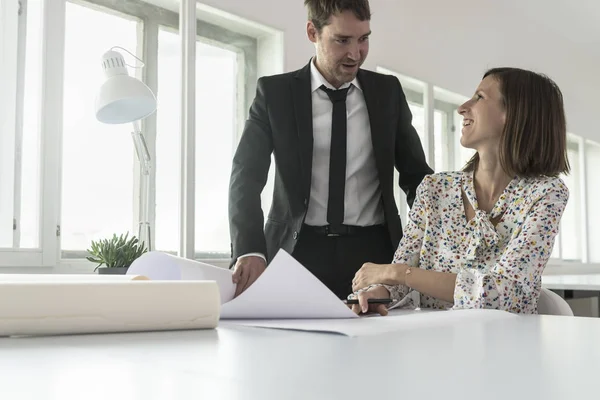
[349,67,571,316]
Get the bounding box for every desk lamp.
[94,47,156,251]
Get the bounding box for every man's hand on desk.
[232,256,266,297]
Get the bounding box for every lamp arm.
[131,120,152,251]
[131,120,151,176]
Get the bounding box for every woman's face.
[458,75,506,151]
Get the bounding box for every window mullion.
[179,0,196,259]
[39,0,66,266]
[13,0,29,248]
[141,19,159,250]
[423,83,435,168]
[579,137,588,263]
[445,109,456,172]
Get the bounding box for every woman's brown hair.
[464,67,570,177]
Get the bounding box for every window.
[559,138,582,261]
[398,101,424,222]
[0,0,20,248]
[585,140,600,262]
[551,232,561,259]
[155,27,241,258]
[433,109,445,172]
[56,0,255,261]
[154,27,181,255]
[376,67,467,222]
[194,43,239,256]
[432,86,471,172]
[399,102,448,217]
[0,0,44,249]
[1,0,273,268]
[407,103,425,145]
[60,3,139,254]
[19,0,43,248]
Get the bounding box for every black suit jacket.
[228,61,433,265]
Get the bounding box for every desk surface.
[543,273,600,290]
[1,314,600,400]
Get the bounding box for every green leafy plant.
[86,233,147,271]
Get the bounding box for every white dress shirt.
[304,57,384,227]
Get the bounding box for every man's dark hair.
[304,0,371,32]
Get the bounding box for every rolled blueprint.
[0,280,220,337]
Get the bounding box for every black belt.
[302,223,385,237]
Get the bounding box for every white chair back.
[538,288,573,316]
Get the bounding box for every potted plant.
[86,233,147,274]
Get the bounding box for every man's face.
[307,10,371,88]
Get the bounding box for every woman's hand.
[352,262,405,292]
[350,285,391,316]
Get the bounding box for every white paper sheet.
[126,249,358,319]
[221,308,519,337]
[220,250,358,319]
[0,281,220,337]
[127,251,235,303]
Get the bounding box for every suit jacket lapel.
[291,61,313,197]
[358,70,386,176]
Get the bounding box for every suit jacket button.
[293,231,298,240]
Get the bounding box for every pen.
[343,298,392,305]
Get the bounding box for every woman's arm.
[361,179,568,312]
[351,177,431,305]
[352,262,457,303]
[399,266,457,304]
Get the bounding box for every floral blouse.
[379,171,569,314]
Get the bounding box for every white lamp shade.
[95,49,157,124]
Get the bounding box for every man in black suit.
[228,0,433,299]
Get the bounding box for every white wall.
[198,0,600,142]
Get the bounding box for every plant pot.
[97,267,129,275]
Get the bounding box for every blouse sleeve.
[383,176,431,309]
[453,179,569,313]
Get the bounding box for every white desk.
[1,314,599,400]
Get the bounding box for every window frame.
[554,134,587,263]
[0,0,20,257]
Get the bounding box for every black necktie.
[320,84,350,227]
